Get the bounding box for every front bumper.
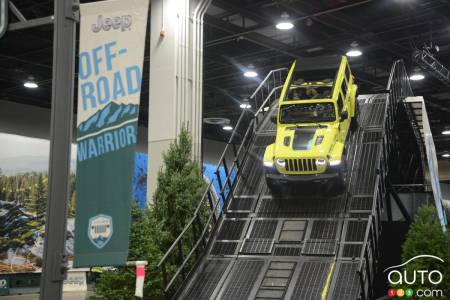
[264,166,340,185]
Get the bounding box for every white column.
[147,0,210,204]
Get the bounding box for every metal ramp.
[177,93,386,300]
[157,61,425,300]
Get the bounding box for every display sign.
[74,0,149,267]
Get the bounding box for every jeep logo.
[91,15,132,33]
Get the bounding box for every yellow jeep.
[263,56,358,193]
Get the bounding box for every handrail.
[254,85,283,117]
[156,67,287,298]
[250,68,288,99]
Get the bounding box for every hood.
[273,125,337,158]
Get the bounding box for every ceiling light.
[346,41,362,57]
[243,71,257,78]
[442,130,450,135]
[442,153,450,158]
[222,125,233,131]
[410,67,425,81]
[410,73,425,81]
[240,100,251,109]
[243,65,258,78]
[24,81,38,88]
[276,12,294,30]
[276,22,294,30]
[346,49,362,57]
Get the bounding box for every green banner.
[73,0,149,267]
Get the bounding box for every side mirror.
[270,115,277,124]
[340,111,348,121]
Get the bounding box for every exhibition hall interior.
[0,0,450,299]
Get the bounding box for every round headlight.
[316,158,326,166]
[276,159,286,167]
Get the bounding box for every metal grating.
[278,220,306,243]
[345,220,368,242]
[210,241,238,256]
[350,212,371,218]
[310,220,338,239]
[302,239,337,256]
[342,244,363,258]
[254,133,276,146]
[363,131,382,143]
[228,196,254,211]
[225,212,249,218]
[257,196,345,218]
[250,220,278,239]
[240,238,274,254]
[221,260,264,300]
[256,261,296,300]
[331,262,361,300]
[184,260,229,300]
[352,143,380,195]
[361,102,386,128]
[273,246,302,256]
[350,196,373,211]
[292,261,331,300]
[217,219,246,240]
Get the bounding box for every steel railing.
[156,67,287,298]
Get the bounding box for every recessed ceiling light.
[442,130,450,135]
[276,12,294,30]
[222,125,233,131]
[346,49,362,57]
[24,81,38,88]
[442,153,450,158]
[410,74,425,81]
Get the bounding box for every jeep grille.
[285,158,317,171]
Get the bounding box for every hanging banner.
[74,0,149,267]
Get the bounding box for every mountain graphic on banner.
[78,102,139,137]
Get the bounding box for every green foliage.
[33,174,47,221]
[396,205,450,299]
[153,126,205,242]
[93,127,205,299]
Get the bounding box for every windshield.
[286,86,333,100]
[279,103,336,124]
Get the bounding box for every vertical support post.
[0,0,8,39]
[39,0,77,299]
[222,158,233,203]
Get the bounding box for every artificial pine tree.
[152,126,205,242]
